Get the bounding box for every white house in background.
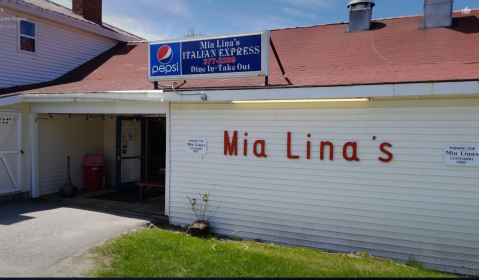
[0,0,142,89]
[0,0,141,201]
[1,0,479,276]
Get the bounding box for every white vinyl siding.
[37,114,104,195]
[169,98,479,275]
[0,9,117,89]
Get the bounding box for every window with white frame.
[19,20,36,53]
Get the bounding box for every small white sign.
[186,138,207,155]
[444,144,479,167]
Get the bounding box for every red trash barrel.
[83,154,105,191]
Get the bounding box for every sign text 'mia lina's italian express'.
[223,131,394,163]
[148,30,269,81]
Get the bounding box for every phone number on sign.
[203,57,236,65]
[0,24,16,29]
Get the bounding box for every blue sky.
[51,0,479,41]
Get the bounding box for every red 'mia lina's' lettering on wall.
[320,141,334,161]
[306,134,311,159]
[343,142,360,162]
[253,140,267,158]
[287,132,300,159]
[224,130,394,163]
[224,130,238,156]
[379,142,393,162]
[243,133,248,156]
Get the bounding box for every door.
[0,112,22,194]
[116,117,146,191]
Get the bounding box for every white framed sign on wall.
[444,144,479,167]
[186,138,207,155]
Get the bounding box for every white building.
[0,0,478,275]
[0,0,141,199]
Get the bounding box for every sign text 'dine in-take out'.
[148,30,269,81]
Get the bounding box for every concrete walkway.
[0,200,150,277]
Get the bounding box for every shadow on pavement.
[0,199,168,226]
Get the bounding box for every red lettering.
[379,142,393,162]
[307,134,311,159]
[243,139,247,156]
[320,141,334,161]
[224,130,238,156]
[307,141,311,159]
[253,140,267,158]
[343,142,360,162]
[287,132,299,159]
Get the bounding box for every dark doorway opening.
[146,117,167,184]
[38,114,168,218]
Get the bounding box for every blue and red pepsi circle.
[157,45,173,64]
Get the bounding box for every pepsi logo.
[157,45,173,64]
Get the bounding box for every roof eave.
[14,81,479,103]
[1,0,142,42]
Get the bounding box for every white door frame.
[165,113,170,217]
[30,113,40,198]
[0,110,22,194]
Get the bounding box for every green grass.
[90,228,458,278]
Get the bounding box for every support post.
[270,38,286,75]
[264,38,286,87]
[165,113,171,217]
[30,113,40,198]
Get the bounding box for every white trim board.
[0,95,22,107]
[4,81,479,108]
[29,112,39,198]
[165,113,171,217]
[29,100,170,114]
[16,81,479,104]
[158,81,479,101]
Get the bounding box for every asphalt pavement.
[0,200,149,277]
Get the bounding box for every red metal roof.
[4,9,479,94]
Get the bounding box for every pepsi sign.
[150,43,181,77]
[148,30,269,81]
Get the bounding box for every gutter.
[19,91,166,102]
[0,94,22,107]
[11,80,479,103]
